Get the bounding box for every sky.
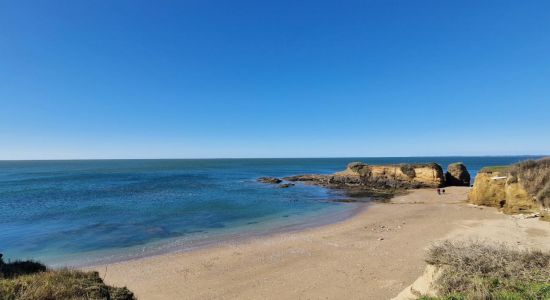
[1,0,549,159]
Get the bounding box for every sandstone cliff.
[469,158,550,214]
[285,162,446,189]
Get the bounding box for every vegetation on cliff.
[420,240,550,300]
[507,157,550,208]
[0,254,135,300]
[471,157,550,213]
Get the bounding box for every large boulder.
[445,163,470,186]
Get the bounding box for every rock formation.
[469,157,550,214]
[279,183,295,188]
[284,162,446,189]
[257,177,282,184]
[445,163,471,186]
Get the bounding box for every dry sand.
[90,187,550,300]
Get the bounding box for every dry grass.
[423,240,550,299]
[479,157,550,209]
[0,255,135,300]
[508,157,550,208]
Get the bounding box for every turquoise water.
[0,156,539,266]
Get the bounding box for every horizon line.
[0,154,547,162]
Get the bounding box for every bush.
[508,157,550,208]
[479,157,550,209]
[423,240,550,299]
[0,254,135,300]
[0,256,46,279]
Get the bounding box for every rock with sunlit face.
[445,163,471,186]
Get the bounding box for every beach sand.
[90,187,550,299]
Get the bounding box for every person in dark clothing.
[437,188,441,195]
[442,189,446,194]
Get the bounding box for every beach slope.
[91,187,550,299]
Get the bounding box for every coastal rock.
[445,163,470,186]
[468,160,547,214]
[284,162,445,189]
[257,177,282,184]
[468,170,507,208]
[279,183,295,188]
[345,162,371,176]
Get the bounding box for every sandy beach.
[91,187,550,299]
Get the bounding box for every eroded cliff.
[469,158,550,214]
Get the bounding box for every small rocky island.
[258,161,470,198]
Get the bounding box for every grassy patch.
[0,254,135,300]
[480,165,510,173]
[421,240,550,300]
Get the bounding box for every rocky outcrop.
[445,163,470,186]
[257,177,282,184]
[468,167,540,214]
[257,177,297,188]
[468,170,508,208]
[284,162,446,190]
[279,183,295,188]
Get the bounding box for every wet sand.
[90,187,550,299]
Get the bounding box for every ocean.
[0,156,539,266]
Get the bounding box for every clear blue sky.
[1,0,549,159]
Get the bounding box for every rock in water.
[445,163,471,186]
[257,177,282,184]
[278,183,295,188]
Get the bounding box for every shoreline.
[89,187,550,299]
[67,199,368,269]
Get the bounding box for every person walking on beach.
[442,189,446,195]
[437,188,441,195]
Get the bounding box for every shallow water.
[0,156,538,266]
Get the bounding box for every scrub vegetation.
[0,254,135,300]
[420,240,550,300]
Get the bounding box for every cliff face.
[468,171,507,208]
[339,162,446,188]
[468,169,539,214]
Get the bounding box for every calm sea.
[0,156,539,266]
